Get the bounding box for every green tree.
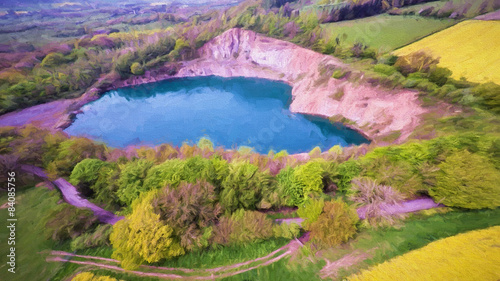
[297,197,325,231]
[117,159,154,205]
[290,161,325,205]
[220,161,273,212]
[70,158,110,197]
[310,199,359,247]
[45,137,106,178]
[110,191,184,270]
[430,150,500,209]
[41,52,71,68]
[152,181,221,251]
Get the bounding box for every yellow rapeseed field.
[395,20,500,84]
[347,226,500,281]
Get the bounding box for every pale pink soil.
[0,99,74,130]
[320,251,371,279]
[356,198,444,220]
[475,10,500,20]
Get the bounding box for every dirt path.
[21,165,123,224]
[356,198,444,220]
[47,236,307,280]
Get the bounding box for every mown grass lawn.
[321,14,456,51]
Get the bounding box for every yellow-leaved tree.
[110,191,184,270]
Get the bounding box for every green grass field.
[0,187,66,281]
[321,14,456,51]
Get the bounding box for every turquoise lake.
[65,76,368,153]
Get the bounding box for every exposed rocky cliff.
[177,28,426,142]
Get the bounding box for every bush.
[350,177,404,227]
[430,150,500,209]
[212,209,274,246]
[373,64,398,76]
[472,82,500,113]
[394,52,439,76]
[336,160,362,192]
[70,224,113,251]
[429,67,452,86]
[44,204,98,241]
[272,222,301,239]
[130,62,144,75]
[377,54,398,65]
[309,199,359,247]
[220,161,273,212]
[332,69,347,79]
[151,181,221,251]
[41,52,72,67]
[297,197,325,231]
[361,156,424,196]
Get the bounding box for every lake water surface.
[65,76,368,153]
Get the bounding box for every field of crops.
[395,20,500,84]
[320,14,456,51]
[347,226,500,281]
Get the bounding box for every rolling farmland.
[395,20,500,84]
[347,226,500,281]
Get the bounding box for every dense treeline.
[1,123,498,269]
[320,0,436,23]
[0,30,197,114]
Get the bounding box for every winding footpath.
[21,165,123,224]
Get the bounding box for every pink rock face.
[180,28,428,142]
